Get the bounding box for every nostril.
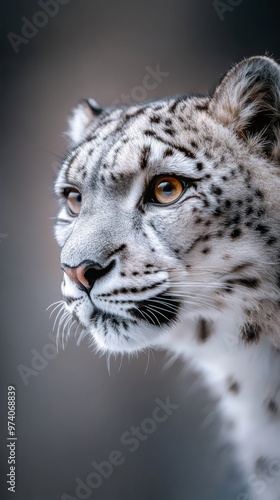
[83,266,101,289]
[61,259,115,291]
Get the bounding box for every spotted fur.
[54,57,280,499]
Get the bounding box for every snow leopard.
[53,56,280,499]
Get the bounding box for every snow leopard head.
[54,56,280,353]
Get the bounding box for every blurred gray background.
[1,1,279,499]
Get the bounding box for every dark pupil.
[159,181,173,196]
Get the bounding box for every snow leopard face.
[54,56,280,353]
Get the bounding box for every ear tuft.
[209,56,280,159]
[66,98,102,146]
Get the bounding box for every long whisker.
[144,305,162,326]
[135,306,157,327]
[62,315,73,350]
[167,291,219,304]
[56,311,70,352]
[148,297,179,312]
[48,301,65,319]
[169,282,225,288]
[118,354,124,373]
[66,320,76,341]
[171,294,221,308]
[46,300,64,312]
[52,304,66,332]
[165,294,222,313]
[144,348,151,375]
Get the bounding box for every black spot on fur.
[230,228,241,239]
[255,189,264,198]
[140,145,151,170]
[64,295,84,305]
[224,200,231,209]
[267,236,277,246]
[227,278,259,289]
[196,102,209,111]
[107,243,127,259]
[196,318,212,343]
[230,263,252,274]
[245,205,253,215]
[267,399,279,415]
[163,148,174,158]
[177,145,195,159]
[232,215,241,224]
[213,207,222,217]
[241,323,261,344]
[202,247,210,254]
[169,98,181,113]
[164,128,175,136]
[211,185,222,196]
[144,130,156,137]
[255,224,269,234]
[196,162,204,171]
[228,377,240,394]
[150,115,160,124]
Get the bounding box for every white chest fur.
[160,309,280,500]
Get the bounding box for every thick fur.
[54,57,280,499]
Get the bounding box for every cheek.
[55,224,73,248]
[147,210,196,244]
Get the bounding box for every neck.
[160,307,280,500]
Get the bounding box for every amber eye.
[64,188,81,216]
[152,176,184,204]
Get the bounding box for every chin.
[88,321,171,355]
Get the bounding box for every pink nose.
[61,261,108,291]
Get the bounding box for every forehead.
[56,96,218,190]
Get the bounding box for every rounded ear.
[66,98,102,146]
[209,56,280,159]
